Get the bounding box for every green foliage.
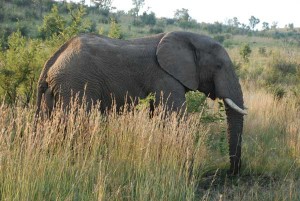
[262,22,270,31]
[38,5,66,39]
[0,31,41,104]
[186,91,207,113]
[213,35,226,43]
[185,91,225,123]
[174,8,199,30]
[108,19,122,39]
[272,59,298,76]
[63,4,90,39]
[174,8,190,22]
[131,0,145,24]
[265,54,299,85]
[204,22,223,34]
[148,27,164,34]
[239,43,252,63]
[270,85,286,100]
[249,16,260,30]
[0,2,93,104]
[265,52,300,87]
[258,46,267,56]
[91,0,113,12]
[39,4,92,41]
[136,93,155,110]
[140,11,156,26]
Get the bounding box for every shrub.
[0,31,41,104]
[140,11,156,26]
[269,85,286,100]
[272,59,298,76]
[265,53,299,86]
[186,91,225,123]
[108,19,122,39]
[149,27,164,34]
[38,5,66,39]
[258,47,267,56]
[239,43,252,63]
[213,35,225,43]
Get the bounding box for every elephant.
[36,31,247,175]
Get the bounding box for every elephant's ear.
[156,32,199,90]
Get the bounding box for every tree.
[38,5,66,38]
[287,23,294,31]
[131,0,145,23]
[174,8,190,22]
[271,21,278,30]
[91,0,113,15]
[0,30,40,104]
[174,8,198,30]
[39,4,91,40]
[233,17,240,27]
[108,19,122,39]
[262,22,269,31]
[32,0,53,16]
[64,4,89,39]
[249,16,260,30]
[140,11,156,26]
[205,22,223,34]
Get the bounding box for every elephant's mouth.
[207,92,216,100]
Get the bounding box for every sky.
[102,0,300,29]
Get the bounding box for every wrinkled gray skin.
[36,31,245,175]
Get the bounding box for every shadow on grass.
[195,168,281,199]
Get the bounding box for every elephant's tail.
[35,82,54,118]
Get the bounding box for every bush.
[108,19,122,39]
[268,85,286,100]
[0,31,41,104]
[258,47,267,56]
[272,60,298,76]
[177,19,199,30]
[38,5,66,39]
[149,27,164,34]
[25,10,39,20]
[265,53,300,86]
[239,43,252,63]
[165,18,175,25]
[141,11,156,26]
[185,91,225,123]
[213,35,225,43]
[0,13,4,22]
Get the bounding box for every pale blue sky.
[84,0,300,28]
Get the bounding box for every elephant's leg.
[152,78,187,116]
[154,91,186,112]
[42,88,54,117]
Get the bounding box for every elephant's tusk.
[224,98,248,115]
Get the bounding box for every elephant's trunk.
[212,59,245,174]
[224,101,244,175]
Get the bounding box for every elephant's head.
[156,31,247,174]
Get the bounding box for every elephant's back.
[45,34,157,106]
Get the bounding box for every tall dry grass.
[0,86,299,200]
[243,85,300,176]
[0,102,209,200]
